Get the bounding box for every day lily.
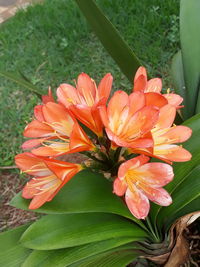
[113,155,173,219]
[133,66,183,108]
[57,72,113,136]
[131,105,192,163]
[15,152,82,209]
[22,102,95,157]
[100,90,159,149]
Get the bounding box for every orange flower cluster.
[15,68,192,219]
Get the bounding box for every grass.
[0,0,179,166]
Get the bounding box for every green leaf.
[70,249,137,267]
[0,71,42,98]
[20,213,147,250]
[157,165,200,228]
[171,50,186,101]
[11,170,145,228]
[151,114,200,225]
[180,0,200,118]
[75,0,140,83]
[22,238,139,267]
[0,224,31,267]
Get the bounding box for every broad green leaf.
[75,0,140,83]
[0,224,31,267]
[70,249,137,267]
[171,50,186,101]
[164,197,200,231]
[11,170,145,228]
[22,238,139,267]
[20,213,147,250]
[180,0,200,118]
[0,71,42,98]
[150,114,200,225]
[157,165,200,228]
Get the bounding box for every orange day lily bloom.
[22,102,95,157]
[113,155,174,219]
[57,72,113,136]
[100,90,159,149]
[133,66,183,108]
[15,152,82,209]
[131,104,192,163]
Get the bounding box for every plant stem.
[146,217,160,243]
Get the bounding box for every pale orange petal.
[146,78,162,93]
[98,73,113,101]
[57,83,80,107]
[164,93,183,108]
[161,126,192,143]
[23,120,53,138]
[136,162,174,187]
[113,178,127,196]
[125,187,150,219]
[156,104,176,129]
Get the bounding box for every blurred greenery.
[0,0,179,166]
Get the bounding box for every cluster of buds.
[15,67,192,219]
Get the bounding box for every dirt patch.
[0,171,38,231]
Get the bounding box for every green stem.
[146,217,160,243]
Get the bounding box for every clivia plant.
[0,0,200,266]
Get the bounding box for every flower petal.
[136,162,174,187]
[98,73,113,101]
[23,120,53,138]
[145,92,168,108]
[57,83,80,107]
[146,78,162,93]
[125,187,150,219]
[113,178,127,196]
[140,186,172,206]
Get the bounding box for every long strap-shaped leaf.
[0,71,42,98]
[75,0,140,82]
[180,0,200,118]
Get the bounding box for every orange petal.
[133,75,147,92]
[146,78,162,93]
[161,125,192,143]
[118,155,150,180]
[129,91,145,114]
[125,187,150,219]
[99,105,109,128]
[113,178,127,196]
[164,93,183,108]
[77,73,96,105]
[140,185,172,206]
[70,121,95,151]
[28,190,56,209]
[136,162,174,187]
[23,120,53,138]
[107,91,129,123]
[22,138,46,150]
[154,144,192,162]
[22,179,41,199]
[98,73,113,101]
[145,92,168,108]
[15,153,50,176]
[57,83,80,107]
[34,105,45,121]
[44,159,81,181]
[156,104,176,129]
[134,66,147,83]
[42,102,72,124]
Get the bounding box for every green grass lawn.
[0,0,179,166]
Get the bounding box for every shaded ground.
[0,171,38,231]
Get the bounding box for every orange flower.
[131,105,192,163]
[57,73,113,136]
[133,67,183,108]
[15,153,82,209]
[100,90,159,149]
[22,102,95,157]
[113,155,173,219]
